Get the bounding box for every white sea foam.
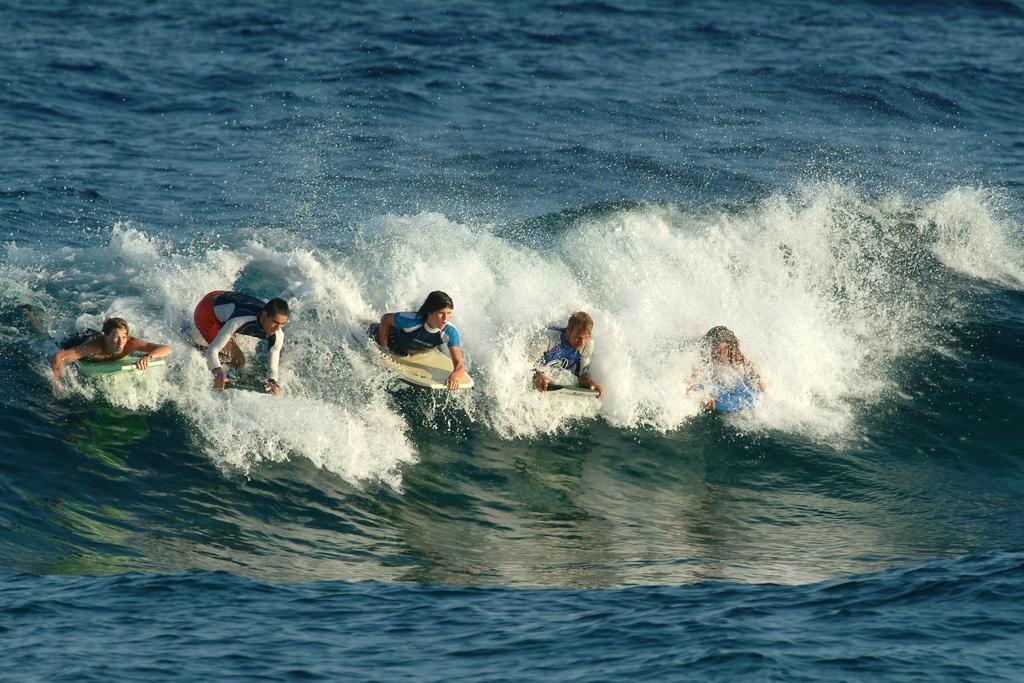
[4,185,1021,477]
[922,187,1024,288]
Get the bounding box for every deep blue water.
[4,551,1024,681]
[2,0,1024,680]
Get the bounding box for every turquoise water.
[2,0,1023,679]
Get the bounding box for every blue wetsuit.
[536,326,594,377]
[389,312,461,355]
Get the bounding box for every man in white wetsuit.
[192,290,289,395]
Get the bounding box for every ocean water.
[2,0,1023,680]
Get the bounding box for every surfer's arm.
[50,338,100,381]
[206,318,243,370]
[51,348,83,381]
[744,362,765,391]
[446,345,466,390]
[575,342,602,397]
[378,313,395,350]
[532,370,551,391]
[530,329,559,391]
[577,372,605,399]
[126,338,172,371]
[684,367,701,392]
[264,330,283,396]
[684,367,714,409]
[206,318,245,388]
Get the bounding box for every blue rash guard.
[536,326,594,377]
[389,312,461,355]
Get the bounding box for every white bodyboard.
[381,348,474,390]
[546,382,600,397]
[79,354,167,377]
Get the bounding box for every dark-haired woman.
[375,290,466,389]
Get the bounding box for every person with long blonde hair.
[691,326,763,411]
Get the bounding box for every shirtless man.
[49,316,172,382]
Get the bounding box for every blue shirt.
[536,326,594,377]
[392,312,461,351]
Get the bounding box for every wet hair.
[703,326,746,365]
[417,291,454,319]
[567,311,594,333]
[264,298,290,318]
[102,318,130,336]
